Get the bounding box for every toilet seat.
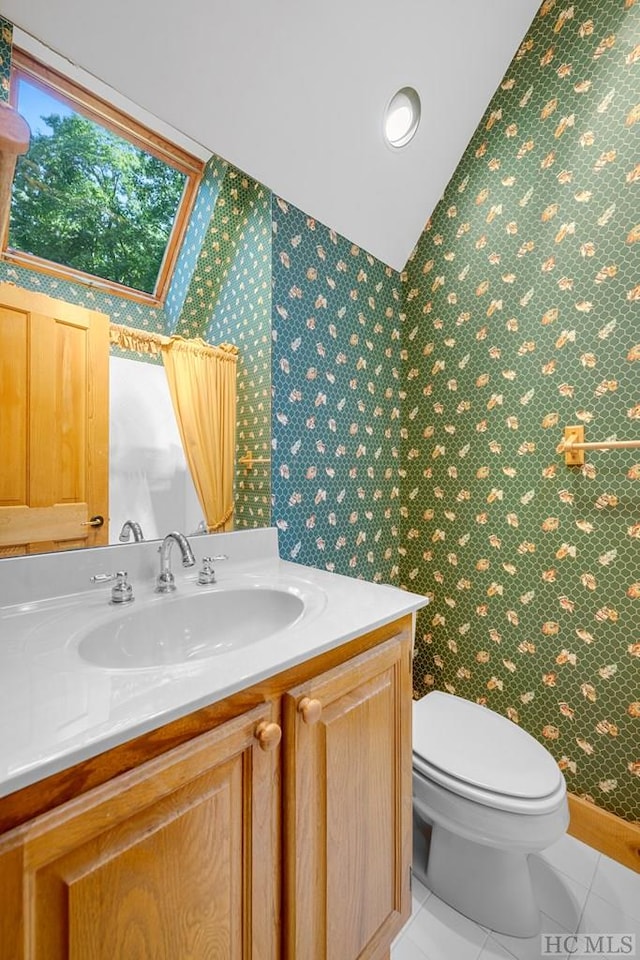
[413,751,567,815]
[413,691,565,814]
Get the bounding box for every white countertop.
[0,529,427,799]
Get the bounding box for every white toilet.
[412,691,569,938]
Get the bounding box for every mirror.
[0,24,272,556]
[109,355,204,544]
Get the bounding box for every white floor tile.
[391,935,432,960]
[411,872,432,911]
[491,912,569,960]
[578,889,640,940]
[392,881,432,954]
[529,854,590,932]
[397,842,637,960]
[590,852,640,922]
[404,893,489,960]
[538,833,600,889]
[479,937,526,960]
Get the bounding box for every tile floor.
[393,834,640,960]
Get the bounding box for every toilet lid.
[413,691,563,800]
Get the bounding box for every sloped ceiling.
[2,0,542,271]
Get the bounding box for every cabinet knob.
[298,697,322,725]
[255,721,282,752]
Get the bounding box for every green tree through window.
[6,50,203,301]
[11,94,187,295]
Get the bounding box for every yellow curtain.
[160,335,238,533]
[109,324,166,355]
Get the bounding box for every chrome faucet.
[119,520,144,542]
[90,571,134,603]
[156,531,195,593]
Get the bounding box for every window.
[6,50,204,304]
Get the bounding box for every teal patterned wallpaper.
[172,161,272,528]
[271,200,407,578]
[0,18,11,102]
[270,0,639,820]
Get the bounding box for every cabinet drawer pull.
[298,697,322,725]
[255,721,282,752]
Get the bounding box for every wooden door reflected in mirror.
[0,283,109,556]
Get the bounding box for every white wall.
[109,357,203,544]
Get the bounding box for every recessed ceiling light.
[384,87,421,148]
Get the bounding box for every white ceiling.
[2,0,542,271]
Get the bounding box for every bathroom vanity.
[0,529,426,959]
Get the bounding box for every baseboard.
[568,793,640,874]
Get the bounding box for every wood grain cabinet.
[0,621,412,960]
[284,636,412,960]
[0,703,281,960]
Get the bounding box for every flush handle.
[298,697,322,725]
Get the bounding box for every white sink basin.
[77,586,305,669]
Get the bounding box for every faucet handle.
[197,555,228,585]
[90,571,134,604]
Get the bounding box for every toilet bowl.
[412,691,569,938]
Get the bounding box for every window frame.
[5,49,204,306]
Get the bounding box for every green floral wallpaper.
[0,18,11,102]
[172,162,272,528]
[164,158,224,331]
[402,0,639,821]
[205,170,271,529]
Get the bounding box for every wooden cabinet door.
[283,632,413,960]
[0,703,280,960]
[0,283,109,556]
